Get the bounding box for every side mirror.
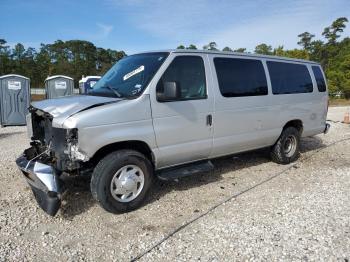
[157,81,180,101]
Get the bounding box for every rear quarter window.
[214,58,268,97]
[267,61,313,95]
[312,66,327,92]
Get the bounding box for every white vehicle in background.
[16,50,329,216]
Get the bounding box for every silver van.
[16,50,330,216]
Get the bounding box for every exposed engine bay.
[26,106,86,174]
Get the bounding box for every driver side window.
[156,56,207,101]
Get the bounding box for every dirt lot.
[0,107,349,261]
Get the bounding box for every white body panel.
[148,53,214,167]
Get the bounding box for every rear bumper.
[16,154,65,216]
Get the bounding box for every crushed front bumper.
[16,154,65,216]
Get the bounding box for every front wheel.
[270,127,301,164]
[91,150,153,213]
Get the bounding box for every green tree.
[309,40,325,62]
[177,45,185,49]
[283,49,309,60]
[233,48,246,53]
[273,45,285,56]
[222,46,233,52]
[0,38,126,88]
[0,39,11,75]
[187,44,197,50]
[322,17,348,44]
[203,42,218,50]
[297,32,315,50]
[11,43,27,75]
[35,44,52,87]
[325,37,350,96]
[64,40,98,83]
[254,43,273,55]
[22,47,37,84]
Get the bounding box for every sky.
[0,0,350,54]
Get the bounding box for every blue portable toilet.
[79,76,101,94]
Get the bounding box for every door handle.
[206,114,212,126]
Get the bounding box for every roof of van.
[136,49,320,65]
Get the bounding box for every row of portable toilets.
[0,74,101,126]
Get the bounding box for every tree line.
[177,17,350,97]
[0,17,349,97]
[0,39,126,88]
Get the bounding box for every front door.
[150,54,214,168]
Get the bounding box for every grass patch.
[329,98,350,107]
[329,98,350,106]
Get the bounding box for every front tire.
[271,127,301,164]
[91,150,153,213]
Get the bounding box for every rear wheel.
[91,149,153,213]
[271,127,300,164]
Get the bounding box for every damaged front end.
[16,107,88,216]
[16,148,64,216]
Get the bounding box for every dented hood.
[31,95,121,127]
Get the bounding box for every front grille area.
[30,109,67,151]
[27,107,83,173]
[30,109,54,144]
[29,108,71,171]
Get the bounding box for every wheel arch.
[282,119,303,134]
[273,119,304,145]
[89,140,155,167]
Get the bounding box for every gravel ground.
[0,107,349,261]
[328,106,350,122]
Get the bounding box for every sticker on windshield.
[131,84,142,95]
[123,65,144,81]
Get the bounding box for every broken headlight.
[64,129,89,162]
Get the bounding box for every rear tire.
[91,150,153,213]
[271,127,300,164]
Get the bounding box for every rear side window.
[312,66,327,92]
[214,58,268,97]
[267,61,313,94]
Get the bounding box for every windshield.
[88,52,169,98]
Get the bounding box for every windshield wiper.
[103,85,122,98]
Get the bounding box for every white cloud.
[61,22,114,43]
[96,23,114,38]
